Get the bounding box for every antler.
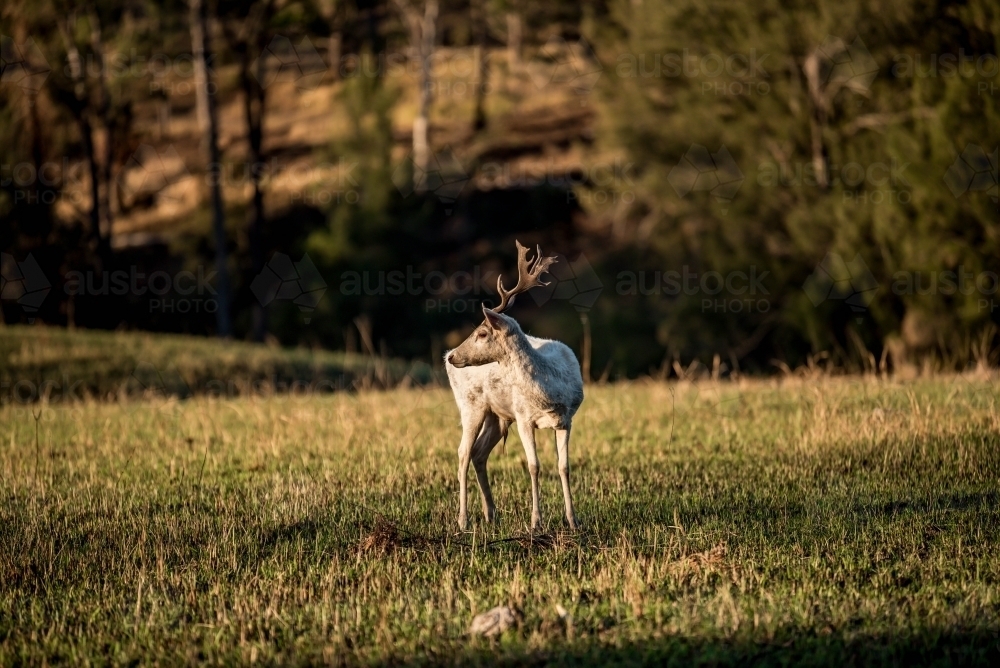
[494,240,558,313]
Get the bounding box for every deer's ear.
[482,306,505,331]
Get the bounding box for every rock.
[469,605,517,638]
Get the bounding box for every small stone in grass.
[469,606,517,638]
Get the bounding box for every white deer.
[445,241,584,531]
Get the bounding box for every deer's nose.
[447,353,456,365]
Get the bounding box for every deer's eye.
[477,329,487,338]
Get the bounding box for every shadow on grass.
[393,627,1000,667]
[579,485,998,547]
[243,485,1000,565]
[251,516,348,562]
[868,490,1000,516]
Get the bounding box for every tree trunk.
[155,85,170,139]
[506,12,521,69]
[328,32,342,80]
[242,28,269,342]
[88,8,113,255]
[413,0,439,193]
[802,51,829,189]
[190,0,233,337]
[318,0,342,77]
[471,0,488,131]
[59,17,103,255]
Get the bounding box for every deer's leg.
[517,419,542,532]
[457,408,486,531]
[556,426,578,530]
[471,412,501,523]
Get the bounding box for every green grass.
[1,372,999,665]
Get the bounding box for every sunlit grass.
[1,375,998,664]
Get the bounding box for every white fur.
[445,309,584,531]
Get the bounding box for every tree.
[219,0,275,341]
[471,0,489,130]
[189,0,232,337]
[84,6,115,258]
[57,12,103,255]
[316,0,344,80]
[501,1,521,68]
[392,0,438,193]
[596,0,999,369]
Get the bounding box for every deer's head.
[447,307,519,368]
[446,241,557,368]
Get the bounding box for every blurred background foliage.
[1,0,997,377]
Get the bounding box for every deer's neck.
[501,334,549,380]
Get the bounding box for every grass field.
[1,371,999,665]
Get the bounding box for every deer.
[445,241,584,532]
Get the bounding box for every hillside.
[0,325,440,402]
[53,44,604,247]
